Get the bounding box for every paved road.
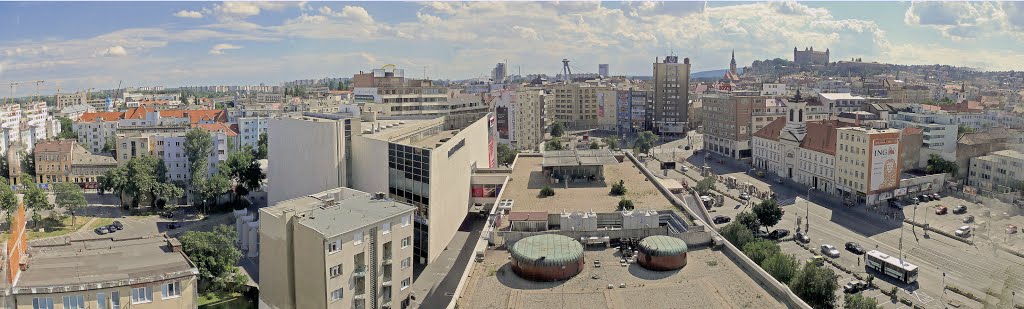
[412,214,484,309]
[646,133,1024,308]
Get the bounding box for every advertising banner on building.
[869,136,901,192]
[496,106,509,140]
[597,92,605,118]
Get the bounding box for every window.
[402,278,411,290]
[353,231,364,245]
[402,215,411,227]
[330,288,343,301]
[132,286,153,304]
[327,239,341,253]
[401,237,410,248]
[330,264,342,278]
[382,222,391,234]
[32,297,54,309]
[401,257,411,269]
[162,281,181,299]
[63,295,85,309]
[97,293,108,309]
[111,291,121,309]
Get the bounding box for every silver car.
[820,244,840,258]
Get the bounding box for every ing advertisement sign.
[868,134,901,192]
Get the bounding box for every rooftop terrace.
[17,236,196,289]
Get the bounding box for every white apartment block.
[491,88,545,150]
[968,150,1024,195]
[887,110,959,155]
[237,116,269,149]
[0,102,60,154]
[259,188,416,309]
[761,83,787,97]
[116,128,232,182]
[818,93,867,115]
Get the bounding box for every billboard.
[496,106,510,140]
[869,135,901,192]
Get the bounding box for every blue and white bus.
[865,250,919,284]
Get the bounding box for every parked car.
[712,215,731,224]
[820,244,840,257]
[955,225,972,237]
[806,255,825,266]
[475,251,485,262]
[681,166,689,172]
[953,205,968,214]
[106,224,118,233]
[95,226,109,235]
[160,211,174,219]
[935,205,948,215]
[111,220,124,230]
[843,280,868,293]
[794,232,810,243]
[684,145,691,150]
[845,242,866,255]
[918,194,931,202]
[963,215,975,223]
[932,193,941,200]
[739,192,750,200]
[769,229,790,239]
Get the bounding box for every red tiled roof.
[195,123,238,136]
[902,127,924,135]
[78,111,125,122]
[160,109,227,124]
[506,212,548,221]
[124,105,156,119]
[802,120,857,155]
[753,117,787,141]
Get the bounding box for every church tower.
[781,90,808,142]
[729,49,737,75]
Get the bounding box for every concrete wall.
[426,116,491,264]
[258,209,296,309]
[349,136,389,194]
[293,223,328,309]
[268,118,345,206]
[14,276,198,309]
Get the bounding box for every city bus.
[865,250,919,284]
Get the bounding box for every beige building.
[545,81,613,130]
[269,112,494,265]
[652,55,691,135]
[54,91,88,111]
[260,188,416,309]
[491,88,545,150]
[3,236,198,309]
[835,126,903,206]
[968,150,1024,195]
[34,140,116,186]
[702,91,765,160]
[351,67,449,118]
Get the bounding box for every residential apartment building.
[33,139,119,187]
[259,188,416,309]
[956,128,1024,180]
[59,104,96,121]
[237,116,270,149]
[887,109,959,156]
[75,106,228,154]
[0,215,198,309]
[269,113,494,265]
[115,125,232,182]
[968,150,1024,195]
[352,67,449,118]
[651,55,691,135]
[445,92,491,130]
[545,81,612,130]
[818,93,867,115]
[491,88,545,150]
[615,88,650,135]
[53,91,88,110]
[834,126,903,206]
[761,83,787,97]
[0,102,60,155]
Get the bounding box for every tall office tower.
[651,55,691,135]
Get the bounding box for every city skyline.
[2,1,1024,96]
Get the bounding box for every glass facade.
[388,143,431,262]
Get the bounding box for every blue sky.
[2,1,1023,96]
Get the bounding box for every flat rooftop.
[542,149,619,167]
[265,187,415,238]
[17,236,196,288]
[460,247,784,309]
[503,156,678,213]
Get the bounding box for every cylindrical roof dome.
[638,236,688,257]
[510,234,584,266]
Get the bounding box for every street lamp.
[805,186,814,234]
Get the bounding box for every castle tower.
[729,49,737,75]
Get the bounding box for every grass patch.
[199,293,255,309]
[86,217,116,230]
[0,215,96,243]
[706,260,718,267]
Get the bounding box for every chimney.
[167,237,183,253]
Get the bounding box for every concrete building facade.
[545,81,612,130]
[351,67,449,118]
[968,150,1024,195]
[651,56,691,135]
[259,188,416,309]
[491,88,545,150]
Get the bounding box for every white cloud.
[101,46,127,57]
[904,1,1012,41]
[209,43,242,55]
[213,1,294,19]
[174,10,204,19]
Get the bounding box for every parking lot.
[27,204,223,246]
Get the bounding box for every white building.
[236,116,269,149]
[968,150,1024,195]
[818,93,867,115]
[491,88,545,150]
[269,112,495,265]
[60,104,96,121]
[761,83,787,97]
[887,108,960,155]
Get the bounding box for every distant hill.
[690,68,744,79]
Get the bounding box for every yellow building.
[835,126,902,206]
[34,140,117,187]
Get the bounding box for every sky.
[2,1,1024,96]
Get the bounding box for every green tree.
[539,186,555,197]
[634,131,658,154]
[720,222,755,248]
[791,263,839,309]
[604,137,619,150]
[20,150,34,177]
[179,225,249,295]
[185,129,214,179]
[742,240,781,265]
[843,293,880,309]
[957,124,975,137]
[545,139,565,151]
[736,211,760,232]
[497,143,518,166]
[925,154,958,176]
[695,176,716,194]
[617,198,635,211]
[101,166,129,206]
[56,116,77,140]
[752,199,784,232]
[589,140,600,149]
[0,155,8,179]
[102,135,117,154]
[550,122,565,137]
[762,252,800,284]
[21,175,51,227]
[53,182,87,226]
[610,180,627,196]
[0,177,16,227]
[220,146,264,205]
[255,132,268,160]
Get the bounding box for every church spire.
[729,49,738,75]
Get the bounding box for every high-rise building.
[545,81,613,130]
[652,55,691,135]
[492,62,507,84]
[259,187,416,309]
[599,64,609,77]
[491,88,546,151]
[351,67,449,118]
